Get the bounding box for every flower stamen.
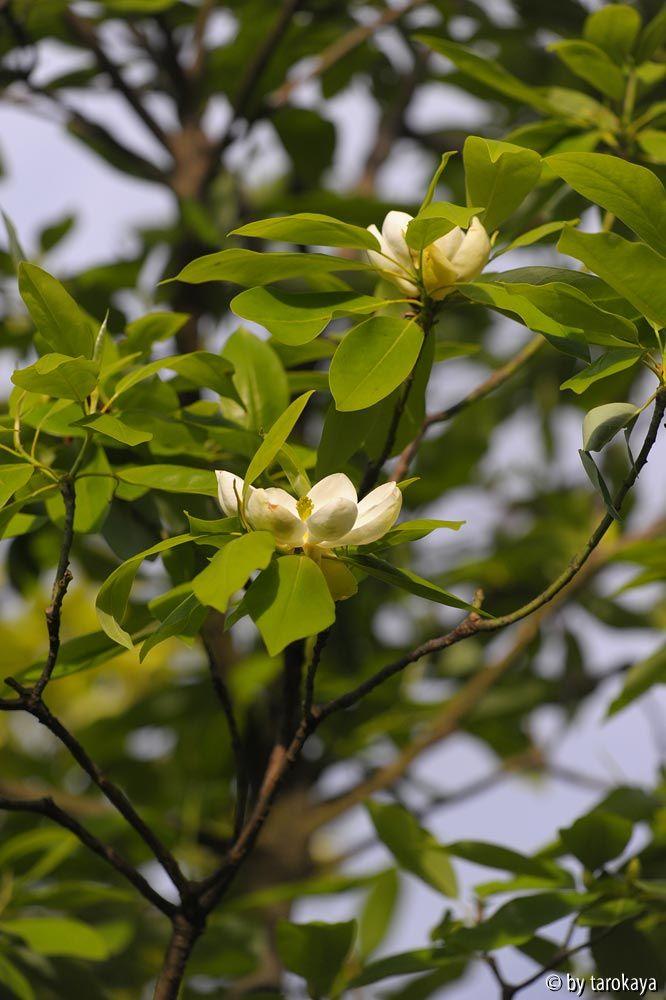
[296,496,314,521]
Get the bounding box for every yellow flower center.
[296,496,314,521]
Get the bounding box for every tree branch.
[393,335,544,482]
[0,792,175,917]
[34,475,75,697]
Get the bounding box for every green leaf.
[608,642,666,716]
[231,212,379,250]
[39,214,76,254]
[244,391,314,492]
[0,917,109,960]
[124,311,189,352]
[17,629,128,682]
[0,464,33,508]
[72,412,152,445]
[221,327,289,432]
[559,811,633,870]
[463,137,541,232]
[405,203,483,252]
[0,953,34,1000]
[140,592,207,662]
[47,448,113,534]
[636,129,666,165]
[548,41,626,100]
[582,401,638,451]
[329,316,423,412]
[170,248,371,286]
[185,513,240,536]
[584,3,642,63]
[192,532,276,614]
[245,555,336,656]
[579,450,621,520]
[112,351,238,402]
[498,219,579,254]
[359,869,400,959]
[416,37,553,113]
[547,153,666,256]
[565,228,666,329]
[560,349,644,394]
[18,262,95,358]
[96,534,194,648]
[276,920,356,999]
[446,841,572,884]
[2,210,28,270]
[116,465,217,495]
[341,552,485,615]
[636,5,666,61]
[231,288,385,345]
[444,893,577,952]
[379,519,465,546]
[350,950,461,989]
[12,354,99,402]
[368,802,458,896]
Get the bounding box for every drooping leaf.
[276,920,356,999]
[245,555,336,656]
[368,802,458,897]
[192,532,276,614]
[329,316,424,412]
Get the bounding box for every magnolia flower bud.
[367,211,419,297]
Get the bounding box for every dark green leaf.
[276,920,356,999]
[192,532,275,614]
[559,811,633,870]
[18,262,95,357]
[245,555,335,656]
[329,316,423,412]
[368,802,458,896]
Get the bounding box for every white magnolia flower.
[367,210,490,300]
[216,471,402,551]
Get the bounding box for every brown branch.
[64,11,172,152]
[1,681,187,896]
[393,335,544,482]
[269,0,429,108]
[154,915,204,1000]
[0,793,175,917]
[303,629,331,721]
[34,475,75,697]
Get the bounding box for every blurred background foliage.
[1,1,665,998]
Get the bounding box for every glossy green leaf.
[549,41,625,100]
[124,311,189,352]
[463,137,541,232]
[329,316,423,412]
[192,532,276,614]
[559,811,633,870]
[231,288,384,345]
[117,465,217,495]
[368,801,458,896]
[379,519,465,546]
[0,917,109,960]
[608,642,666,716]
[0,464,33,508]
[232,212,379,250]
[584,3,642,63]
[140,592,207,662]
[405,203,483,251]
[276,920,356,999]
[171,248,371,286]
[636,129,666,164]
[547,153,666,256]
[221,327,288,431]
[96,534,194,648]
[561,349,644,394]
[18,262,95,358]
[12,354,99,402]
[582,402,638,451]
[244,391,314,492]
[245,555,335,656]
[341,552,485,615]
[112,351,238,401]
[72,412,152,445]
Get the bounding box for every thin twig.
[303,630,330,721]
[203,635,248,840]
[0,793,175,917]
[269,0,428,107]
[393,336,544,481]
[34,476,75,697]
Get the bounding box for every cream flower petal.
[332,482,402,546]
[307,498,358,544]
[381,210,415,271]
[216,470,251,516]
[433,225,464,260]
[421,245,457,300]
[451,217,491,281]
[308,473,357,507]
[246,488,305,547]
